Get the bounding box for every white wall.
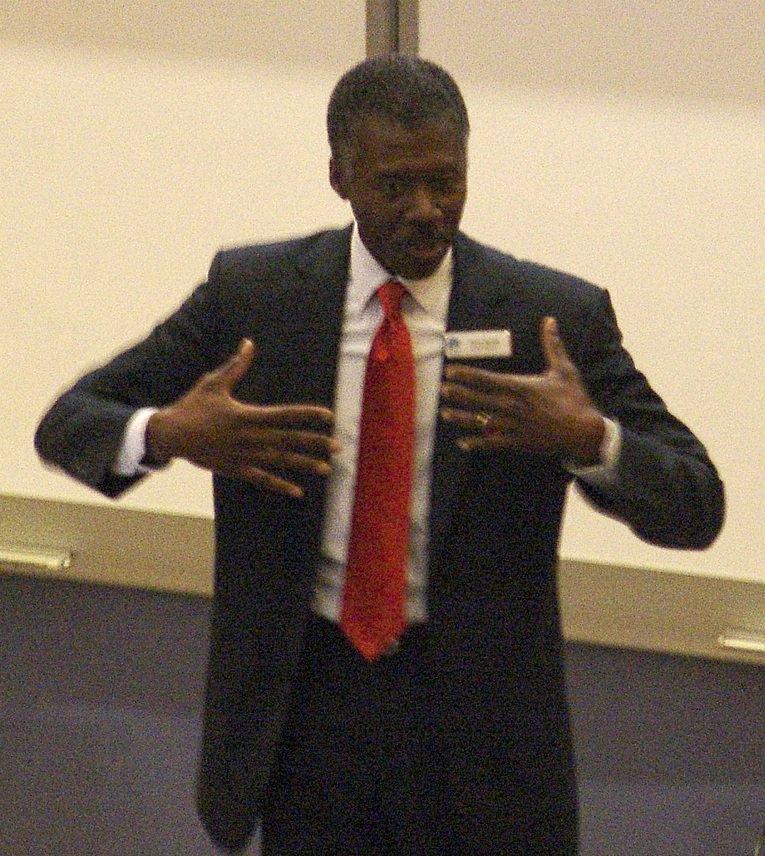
[3,1,764,582]
[1,2,363,518]
[421,0,765,581]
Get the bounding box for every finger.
[238,403,336,431]
[443,364,534,405]
[440,406,519,436]
[440,383,527,419]
[443,363,517,392]
[246,446,334,477]
[203,456,308,498]
[206,338,256,392]
[540,317,574,371]
[440,406,495,432]
[248,429,342,457]
[240,466,307,498]
[218,449,335,497]
[456,433,522,453]
[441,380,503,410]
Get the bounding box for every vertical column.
[366,0,419,57]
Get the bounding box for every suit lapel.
[251,227,351,411]
[289,227,351,409]
[428,233,530,569]
[237,227,351,559]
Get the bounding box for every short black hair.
[327,54,469,167]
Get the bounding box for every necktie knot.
[377,279,405,320]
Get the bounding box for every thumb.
[211,338,256,392]
[540,317,573,372]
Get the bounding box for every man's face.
[330,115,467,280]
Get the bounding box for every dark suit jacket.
[35,227,724,853]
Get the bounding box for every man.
[35,55,724,854]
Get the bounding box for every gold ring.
[475,412,492,430]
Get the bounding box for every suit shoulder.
[211,227,351,280]
[457,233,606,309]
[512,259,605,305]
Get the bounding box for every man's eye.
[379,177,407,197]
[430,175,461,195]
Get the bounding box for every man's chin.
[395,245,449,280]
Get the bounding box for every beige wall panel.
[420,1,765,582]
[0,0,363,69]
[420,0,764,106]
[1,4,364,517]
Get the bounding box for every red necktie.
[341,280,415,661]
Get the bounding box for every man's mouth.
[405,232,448,260]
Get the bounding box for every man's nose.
[406,185,441,221]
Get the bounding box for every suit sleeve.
[34,253,232,498]
[569,289,724,549]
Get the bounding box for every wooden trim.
[558,559,765,665]
[0,494,213,597]
[3,493,765,665]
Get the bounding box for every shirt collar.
[348,224,453,321]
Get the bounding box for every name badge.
[444,329,513,360]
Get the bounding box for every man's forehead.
[347,114,467,163]
[351,112,464,140]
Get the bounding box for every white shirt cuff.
[113,407,158,476]
[566,417,621,483]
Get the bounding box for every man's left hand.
[440,317,605,465]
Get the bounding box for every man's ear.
[329,157,348,200]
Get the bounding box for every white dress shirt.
[115,227,621,625]
[313,227,452,623]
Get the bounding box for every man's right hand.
[145,339,339,498]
